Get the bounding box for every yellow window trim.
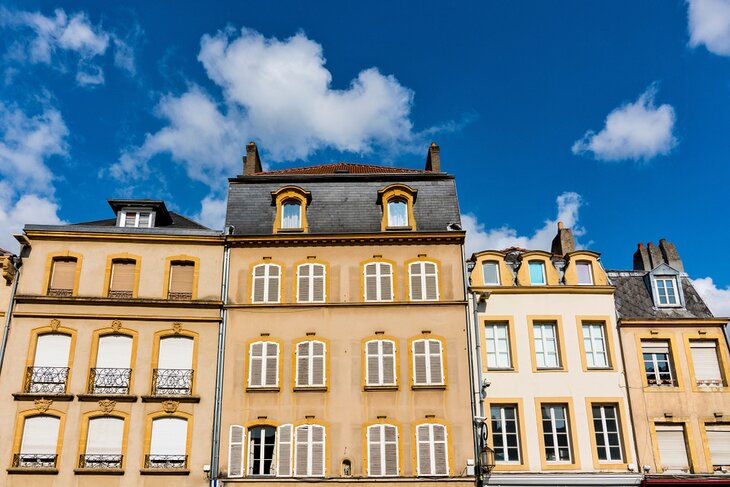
[292,259,330,304]
[162,255,200,300]
[411,417,453,477]
[484,398,529,471]
[534,397,581,470]
[563,251,608,286]
[272,186,310,233]
[102,253,142,298]
[649,418,698,473]
[43,251,83,296]
[584,398,633,470]
[361,335,400,390]
[526,315,568,373]
[291,418,330,477]
[471,251,512,287]
[378,184,417,231]
[142,410,194,471]
[244,336,284,391]
[482,317,519,373]
[77,409,131,470]
[699,418,730,473]
[86,326,139,394]
[247,260,285,304]
[11,408,67,468]
[291,336,330,391]
[24,324,77,392]
[516,252,560,286]
[360,257,397,302]
[575,316,618,372]
[634,332,685,392]
[361,419,404,477]
[407,334,448,389]
[404,257,442,302]
[682,332,730,392]
[150,328,199,395]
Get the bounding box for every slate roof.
[71,211,210,230]
[256,162,427,175]
[608,270,714,320]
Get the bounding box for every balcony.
[47,288,73,297]
[151,368,193,396]
[23,366,69,394]
[697,379,723,387]
[142,454,188,472]
[12,452,57,469]
[167,292,192,301]
[78,453,123,469]
[88,368,132,395]
[108,290,133,299]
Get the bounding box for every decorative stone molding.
[98,399,116,413]
[111,320,123,332]
[34,398,53,412]
[172,322,182,335]
[49,319,61,331]
[162,400,179,413]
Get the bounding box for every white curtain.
[86,417,124,455]
[34,334,71,367]
[158,337,193,369]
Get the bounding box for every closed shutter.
[366,341,380,385]
[267,266,280,303]
[381,341,396,385]
[150,417,187,456]
[158,336,193,369]
[364,264,378,301]
[707,424,730,467]
[410,263,423,300]
[277,424,293,476]
[294,425,309,476]
[413,340,427,385]
[642,343,670,354]
[110,260,135,292]
[656,425,689,470]
[368,425,382,476]
[296,342,310,387]
[364,263,393,301]
[380,264,393,300]
[298,265,310,302]
[383,425,398,476]
[416,424,432,475]
[311,341,325,386]
[249,342,264,387]
[265,342,279,386]
[432,424,448,475]
[416,424,448,476]
[252,265,266,302]
[96,335,133,369]
[690,342,723,385]
[228,425,245,478]
[368,424,398,476]
[34,334,71,367]
[312,265,325,302]
[413,339,444,386]
[49,259,76,291]
[169,262,195,295]
[20,416,60,455]
[310,425,325,476]
[410,262,438,301]
[124,212,136,227]
[428,340,444,385]
[86,417,124,455]
[424,262,438,300]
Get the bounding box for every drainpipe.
[0,254,22,375]
[210,234,231,486]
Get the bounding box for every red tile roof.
[256,162,426,175]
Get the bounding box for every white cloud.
[572,86,677,162]
[688,0,730,56]
[691,277,730,317]
[0,192,65,252]
[196,195,228,230]
[462,192,585,256]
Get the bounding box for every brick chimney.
[243,141,262,175]
[633,243,651,271]
[425,143,441,172]
[659,238,684,272]
[647,242,663,269]
[550,221,575,256]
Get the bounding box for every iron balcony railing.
[12,453,57,468]
[24,366,69,394]
[144,454,187,469]
[88,368,132,395]
[78,453,123,469]
[47,288,73,297]
[151,368,193,396]
[167,291,192,301]
[108,290,133,299]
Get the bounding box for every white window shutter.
[294,425,309,476]
[366,341,380,386]
[707,424,730,466]
[413,340,428,385]
[312,265,325,302]
[252,265,266,302]
[265,342,279,387]
[296,342,309,387]
[298,265,310,302]
[433,424,448,475]
[416,424,431,476]
[691,342,723,385]
[311,425,325,476]
[380,263,393,301]
[382,341,396,385]
[656,425,689,470]
[312,341,325,386]
[383,425,398,476]
[277,424,293,477]
[267,265,280,302]
[249,342,263,387]
[364,264,378,301]
[410,263,423,300]
[424,263,438,300]
[429,340,444,385]
[228,425,245,478]
[368,425,382,476]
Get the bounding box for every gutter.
[0,254,22,374]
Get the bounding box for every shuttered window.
[485,323,511,369]
[690,341,724,387]
[412,338,444,386]
[252,264,281,304]
[365,340,397,387]
[294,424,325,477]
[416,423,449,476]
[20,415,60,456]
[48,258,77,295]
[533,323,560,369]
[228,425,245,478]
[297,264,325,303]
[296,340,326,388]
[169,262,195,299]
[409,261,438,301]
[367,424,399,476]
[364,262,393,302]
[582,323,609,368]
[706,424,730,468]
[109,260,136,296]
[34,333,71,368]
[85,417,124,456]
[277,424,293,477]
[655,424,689,471]
[150,417,187,457]
[248,341,279,388]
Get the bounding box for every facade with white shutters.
[217,143,474,485]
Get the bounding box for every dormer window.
[528,261,546,286]
[576,261,594,285]
[119,209,154,228]
[482,261,500,285]
[281,200,302,229]
[387,199,408,227]
[272,186,310,233]
[655,277,679,306]
[378,184,417,231]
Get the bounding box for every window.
[252,264,281,304]
[295,340,326,388]
[367,424,399,476]
[80,416,124,469]
[415,423,449,476]
[655,424,689,472]
[168,261,195,300]
[272,186,309,233]
[294,424,326,477]
[153,335,194,395]
[146,417,188,469]
[387,199,408,227]
[378,184,417,231]
[528,261,546,285]
[282,201,302,229]
[108,259,136,298]
[576,261,594,285]
[482,261,500,285]
[412,338,444,387]
[26,333,71,394]
[690,341,724,387]
[364,262,393,302]
[365,339,397,387]
[541,405,572,463]
[485,322,511,369]
[642,341,676,387]
[248,341,279,389]
[706,424,730,470]
[248,426,276,476]
[119,210,154,228]
[490,405,521,463]
[591,405,623,463]
[15,415,60,468]
[47,257,77,296]
[582,323,609,369]
[533,322,560,369]
[90,334,133,395]
[655,277,679,306]
[297,263,326,303]
[409,261,439,301]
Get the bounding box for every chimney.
[659,239,684,272]
[243,141,262,175]
[633,243,651,271]
[425,143,441,172]
[550,221,575,256]
[647,242,663,269]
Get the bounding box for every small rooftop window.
[118,209,155,228]
[654,276,679,307]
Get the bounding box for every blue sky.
[1,1,729,314]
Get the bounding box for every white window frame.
[295,340,326,388]
[541,405,572,464]
[490,405,521,464]
[533,322,560,369]
[415,423,449,476]
[296,263,326,303]
[485,322,511,369]
[482,261,501,285]
[409,261,439,301]
[364,262,394,302]
[247,341,279,388]
[582,323,609,369]
[690,341,724,387]
[592,404,623,463]
[251,264,281,304]
[117,208,155,228]
[528,261,546,286]
[365,339,397,387]
[281,200,302,230]
[411,338,444,386]
[247,425,276,476]
[654,276,680,307]
[576,261,594,285]
[367,424,399,477]
[386,199,409,227]
[642,342,676,387]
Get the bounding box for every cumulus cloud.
[462,192,585,256]
[688,0,730,56]
[572,86,677,162]
[691,277,730,317]
[196,195,228,230]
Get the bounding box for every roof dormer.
[108,200,173,229]
[646,263,685,309]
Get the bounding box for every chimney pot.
[243,141,263,175]
[425,143,441,172]
[557,221,564,230]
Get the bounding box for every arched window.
[295,340,326,388]
[387,199,408,227]
[297,263,326,303]
[27,333,72,394]
[16,415,61,468]
[367,423,399,476]
[153,335,194,396]
[408,261,439,301]
[81,416,124,469]
[412,338,445,387]
[415,423,449,476]
[247,425,276,475]
[365,339,397,387]
[281,200,302,229]
[47,257,78,296]
[251,263,281,304]
[147,416,188,469]
[91,334,133,395]
[363,261,394,302]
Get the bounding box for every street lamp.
[479,445,495,474]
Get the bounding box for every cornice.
[225,300,468,310]
[618,318,729,326]
[469,285,615,295]
[15,294,223,309]
[226,231,465,247]
[23,230,223,244]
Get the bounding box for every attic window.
[654,277,679,307]
[118,209,155,228]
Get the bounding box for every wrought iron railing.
[697,379,723,387]
[78,453,123,469]
[151,368,193,396]
[24,366,69,394]
[88,368,132,395]
[47,288,73,297]
[168,291,192,301]
[108,290,133,299]
[12,453,57,468]
[144,454,187,469]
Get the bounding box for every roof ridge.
[256,161,425,175]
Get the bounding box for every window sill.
[411,384,446,390]
[534,368,568,373]
[385,226,414,231]
[141,394,200,403]
[276,228,305,233]
[245,387,280,393]
[7,467,58,475]
[12,393,74,401]
[586,367,615,372]
[74,468,124,475]
[293,386,328,392]
[486,368,515,372]
[140,468,190,476]
[363,385,399,391]
[77,394,137,402]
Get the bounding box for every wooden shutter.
[249,342,264,387]
[264,342,279,387]
[366,341,380,386]
[49,258,76,291]
[296,342,310,387]
[428,340,444,385]
[413,340,428,385]
[707,424,730,466]
[312,265,325,302]
[381,340,396,385]
[410,263,423,300]
[277,424,293,476]
[383,425,398,476]
[169,262,194,294]
[432,424,448,475]
[294,425,309,476]
[110,260,135,291]
[656,425,689,470]
[690,342,723,384]
[416,424,432,475]
[364,264,378,301]
[267,265,280,302]
[252,265,266,302]
[311,341,325,386]
[228,425,245,478]
[310,425,325,476]
[298,265,310,302]
[380,263,392,300]
[424,262,438,300]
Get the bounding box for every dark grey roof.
[608,271,714,320]
[71,211,210,230]
[225,172,461,235]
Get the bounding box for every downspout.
[210,234,231,485]
[0,255,22,375]
[460,245,480,487]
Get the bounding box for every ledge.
[411,385,446,391]
[77,394,138,402]
[74,468,124,475]
[293,386,328,392]
[7,467,58,475]
[15,294,222,309]
[141,395,200,403]
[13,393,74,401]
[245,387,280,393]
[140,468,190,475]
[363,385,399,392]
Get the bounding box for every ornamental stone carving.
[49,319,61,331]
[162,400,179,413]
[172,322,182,334]
[34,398,53,412]
[111,320,123,332]
[98,399,116,413]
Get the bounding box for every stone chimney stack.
[647,242,663,269]
[550,221,575,256]
[243,141,262,176]
[425,143,441,172]
[633,243,651,271]
[659,238,684,272]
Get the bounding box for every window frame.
[102,253,142,299]
[295,261,328,304]
[484,320,517,371]
[163,256,199,300]
[527,317,567,372]
[44,252,82,297]
[362,337,398,389]
[142,411,193,472]
[365,422,401,477]
[272,186,310,233]
[246,339,282,391]
[292,421,327,477]
[150,328,198,396]
[651,421,693,473]
[700,420,730,471]
[409,336,446,389]
[535,399,580,470]
[86,326,138,396]
[489,404,522,465]
[362,259,395,302]
[528,261,547,286]
[10,409,67,472]
[576,318,617,372]
[575,260,594,285]
[117,208,155,228]
[482,261,501,286]
[378,184,417,231]
[246,424,278,476]
[23,324,77,395]
[406,258,441,302]
[638,335,683,390]
[585,399,632,469]
[250,262,283,304]
[77,410,130,471]
[293,338,328,390]
[653,276,681,307]
[413,420,451,477]
[684,333,730,392]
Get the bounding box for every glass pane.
[529,262,545,285]
[576,262,593,284]
[483,262,500,285]
[282,202,301,229]
[387,200,408,227]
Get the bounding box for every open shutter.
[312,341,325,387]
[296,342,310,387]
[312,265,325,302]
[249,342,263,387]
[298,265,310,302]
[169,262,195,294]
[50,259,76,291]
[424,263,438,300]
[311,425,325,476]
[380,264,392,301]
[228,425,245,478]
[294,425,309,476]
[428,340,444,385]
[252,266,266,302]
[410,263,423,300]
[366,341,380,386]
[383,425,398,476]
[656,425,689,470]
[416,424,432,475]
[368,425,382,476]
[691,342,723,384]
[265,342,279,387]
[707,424,730,466]
[110,261,135,292]
[267,265,280,302]
[433,424,448,475]
[413,340,428,385]
[277,424,293,476]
